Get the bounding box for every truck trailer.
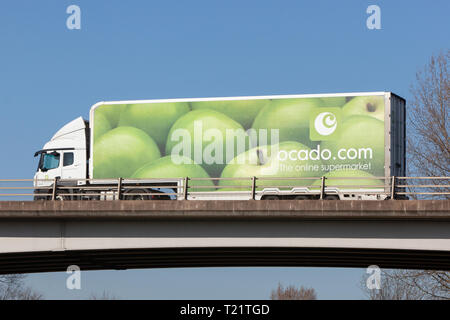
[33,92,406,200]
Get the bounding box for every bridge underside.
[1,247,449,274]
[0,200,449,274]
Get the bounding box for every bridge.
[0,200,449,274]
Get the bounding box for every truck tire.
[262,195,280,200]
[323,195,340,200]
[55,190,72,201]
[33,189,50,201]
[123,189,155,200]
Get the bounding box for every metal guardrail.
[0,176,449,200]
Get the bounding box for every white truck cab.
[34,117,88,190]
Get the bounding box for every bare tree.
[361,269,450,300]
[89,290,119,300]
[270,283,317,300]
[407,50,449,198]
[361,51,450,300]
[0,274,43,300]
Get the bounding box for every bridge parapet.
[0,200,448,220]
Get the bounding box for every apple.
[93,126,161,178]
[320,116,385,176]
[95,104,126,128]
[132,156,215,191]
[118,102,190,152]
[165,109,249,177]
[251,98,324,148]
[191,99,270,129]
[342,96,385,121]
[93,112,112,140]
[219,141,323,190]
[319,96,347,108]
[311,170,384,189]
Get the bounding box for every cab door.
[36,152,62,183]
[60,150,86,181]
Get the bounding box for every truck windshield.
[39,153,60,171]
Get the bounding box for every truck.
[33,92,406,200]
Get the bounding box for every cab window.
[40,153,60,171]
[63,152,74,166]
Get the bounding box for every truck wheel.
[33,189,50,201]
[263,195,280,200]
[123,189,152,200]
[55,191,71,201]
[323,195,339,200]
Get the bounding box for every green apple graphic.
[320,116,385,176]
[93,112,112,140]
[165,109,249,177]
[219,141,322,190]
[319,96,347,108]
[132,156,215,191]
[118,102,190,152]
[191,99,270,129]
[311,170,384,189]
[342,96,385,121]
[95,104,126,128]
[93,126,161,178]
[252,98,324,148]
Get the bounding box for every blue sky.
[26,267,366,300]
[0,0,448,299]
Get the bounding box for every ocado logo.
[314,112,337,136]
[309,108,341,141]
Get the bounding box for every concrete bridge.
[0,200,449,274]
